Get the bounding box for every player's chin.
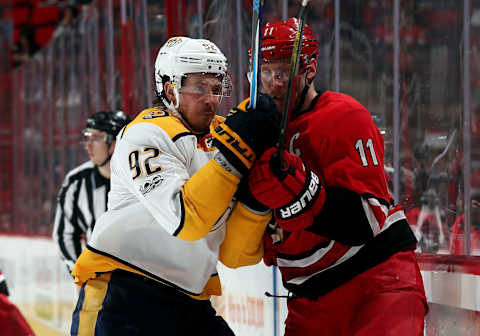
[195,117,214,133]
[203,113,215,124]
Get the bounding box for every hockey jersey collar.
[290,89,324,121]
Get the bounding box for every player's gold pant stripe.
[77,273,111,336]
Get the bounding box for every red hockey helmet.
[249,17,319,70]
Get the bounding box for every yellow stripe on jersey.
[229,97,250,115]
[123,107,187,139]
[124,107,226,141]
[212,115,226,124]
[219,203,271,268]
[73,248,151,285]
[76,272,111,336]
[178,159,240,241]
[200,274,222,298]
[73,248,222,300]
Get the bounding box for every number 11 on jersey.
[355,138,379,167]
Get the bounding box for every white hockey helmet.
[154,36,229,111]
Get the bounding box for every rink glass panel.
[2,1,480,335]
[0,1,13,233]
[4,0,478,258]
[9,0,149,235]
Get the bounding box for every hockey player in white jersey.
[70,37,280,335]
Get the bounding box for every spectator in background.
[52,111,131,276]
[0,269,35,336]
[363,0,382,28]
[52,4,79,39]
[449,189,480,255]
[12,26,39,67]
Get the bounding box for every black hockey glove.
[234,177,270,214]
[0,271,9,296]
[211,93,280,176]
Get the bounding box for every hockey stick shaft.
[277,0,311,163]
[249,0,265,109]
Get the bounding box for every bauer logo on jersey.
[140,175,164,196]
[276,171,321,220]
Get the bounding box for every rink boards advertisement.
[0,235,288,335]
[2,235,480,335]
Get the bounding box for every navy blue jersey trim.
[173,191,186,237]
[172,132,194,142]
[70,282,85,335]
[119,125,127,139]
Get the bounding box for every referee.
[53,111,131,275]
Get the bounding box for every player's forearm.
[219,202,270,268]
[177,159,240,241]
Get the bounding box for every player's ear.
[164,82,176,104]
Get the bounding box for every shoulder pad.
[123,107,192,140]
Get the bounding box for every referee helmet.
[85,111,131,144]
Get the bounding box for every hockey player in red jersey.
[0,270,35,336]
[247,18,428,335]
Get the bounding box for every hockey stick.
[277,0,311,165]
[249,0,265,109]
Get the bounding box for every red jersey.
[449,215,480,255]
[264,91,417,298]
[0,270,34,336]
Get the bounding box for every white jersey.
[73,107,272,299]
[80,107,231,295]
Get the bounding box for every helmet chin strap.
[165,86,207,136]
[174,87,180,110]
[292,68,312,116]
[98,155,112,167]
[97,143,113,167]
[162,86,181,116]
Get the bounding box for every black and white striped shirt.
[53,161,110,274]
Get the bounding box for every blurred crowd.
[11,1,86,68]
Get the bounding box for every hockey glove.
[211,93,280,176]
[248,147,326,231]
[234,178,270,214]
[0,270,9,296]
